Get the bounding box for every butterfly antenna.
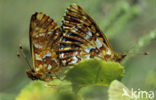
[16,45,32,70]
[123,44,138,54]
[144,52,150,55]
[122,44,150,56]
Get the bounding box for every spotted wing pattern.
[27,12,62,81]
[26,4,125,81]
[59,4,120,66]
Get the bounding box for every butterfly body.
[26,4,126,82]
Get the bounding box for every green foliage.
[65,59,125,92]
[16,81,54,100]
[16,80,82,100]
[16,59,125,100]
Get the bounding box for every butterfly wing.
[29,12,62,75]
[59,4,117,65]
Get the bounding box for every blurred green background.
[0,0,156,100]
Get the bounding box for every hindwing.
[27,12,62,81]
[59,4,118,66]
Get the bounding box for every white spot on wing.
[84,31,92,39]
[60,53,64,58]
[47,64,52,70]
[36,35,39,38]
[84,35,90,39]
[55,32,58,35]
[85,54,90,59]
[39,33,46,36]
[43,53,52,59]
[87,31,92,36]
[106,47,111,55]
[70,56,78,64]
[73,28,78,32]
[107,49,111,55]
[47,32,52,35]
[96,38,103,48]
[36,57,42,61]
[74,51,78,56]
[85,47,96,53]
[34,43,43,49]
[36,68,39,72]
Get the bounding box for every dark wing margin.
[59,4,116,66]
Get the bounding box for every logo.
[122,88,155,99]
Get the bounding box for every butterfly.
[25,4,126,82]
[59,4,126,66]
[26,12,63,81]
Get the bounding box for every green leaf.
[108,80,130,100]
[16,59,125,99]
[65,58,125,92]
[16,80,83,100]
[16,81,54,100]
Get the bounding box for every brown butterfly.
[26,12,63,81]
[59,4,126,66]
[23,4,126,82]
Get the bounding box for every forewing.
[30,12,62,72]
[60,4,116,65]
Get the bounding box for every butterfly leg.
[54,73,64,81]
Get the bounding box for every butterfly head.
[114,53,127,62]
[26,69,54,82]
